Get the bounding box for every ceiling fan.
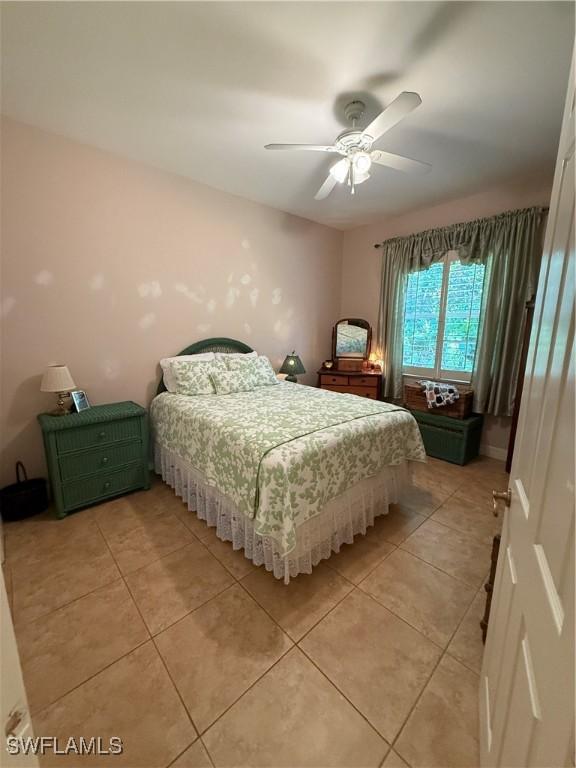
[265,92,430,200]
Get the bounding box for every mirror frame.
[332,318,372,361]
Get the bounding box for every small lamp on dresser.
[279,352,306,383]
[40,365,76,415]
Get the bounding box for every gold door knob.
[492,489,511,517]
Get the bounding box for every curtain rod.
[373,205,549,249]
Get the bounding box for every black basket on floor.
[0,462,49,522]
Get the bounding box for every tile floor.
[3,456,506,768]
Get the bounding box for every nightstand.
[38,401,150,518]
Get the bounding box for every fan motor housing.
[336,100,373,153]
[335,130,373,153]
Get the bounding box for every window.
[402,252,485,381]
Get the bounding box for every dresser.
[38,401,150,518]
[317,370,382,400]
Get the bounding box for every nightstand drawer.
[56,417,142,454]
[59,440,143,481]
[321,374,348,386]
[62,465,145,510]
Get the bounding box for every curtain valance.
[377,206,546,271]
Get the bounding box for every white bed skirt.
[155,444,410,582]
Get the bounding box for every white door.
[1,567,39,767]
[480,59,575,767]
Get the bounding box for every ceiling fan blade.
[314,174,338,200]
[362,92,422,142]
[371,149,431,175]
[264,143,339,153]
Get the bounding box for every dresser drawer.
[59,440,143,481]
[321,374,348,386]
[322,385,350,394]
[56,417,142,454]
[62,465,145,510]
[355,376,378,388]
[348,386,378,399]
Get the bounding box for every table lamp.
[279,352,305,383]
[41,365,76,415]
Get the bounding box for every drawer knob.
[101,456,109,465]
[103,481,111,490]
[98,431,106,439]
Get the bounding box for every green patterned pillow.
[226,355,278,387]
[170,360,218,396]
[210,369,257,395]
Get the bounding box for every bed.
[150,338,426,581]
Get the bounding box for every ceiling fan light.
[329,158,349,184]
[354,170,370,184]
[353,152,372,174]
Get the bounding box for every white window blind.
[402,252,486,382]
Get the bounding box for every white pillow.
[160,353,215,393]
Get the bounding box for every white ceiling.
[1,2,573,229]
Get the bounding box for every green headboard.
[156,337,254,395]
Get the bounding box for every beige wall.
[340,175,553,458]
[0,119,342,484]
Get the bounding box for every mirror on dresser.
[318,318,382,400]
[332,318,371,364]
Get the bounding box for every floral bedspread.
[150,382,426,555]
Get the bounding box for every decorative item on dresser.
[40,365,76,416]
[71,390,90,413]
[38,401,149,519]
[332,317,372,367]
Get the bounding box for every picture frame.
[71,390,90,413]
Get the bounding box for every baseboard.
[480,444,507,462]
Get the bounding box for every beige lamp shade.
[41,365,76,393]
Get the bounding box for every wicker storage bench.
[404,382,473,419]
[409,409,484,465]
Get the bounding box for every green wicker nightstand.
[38,401,150,518]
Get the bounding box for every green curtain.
[376,206,546,415]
